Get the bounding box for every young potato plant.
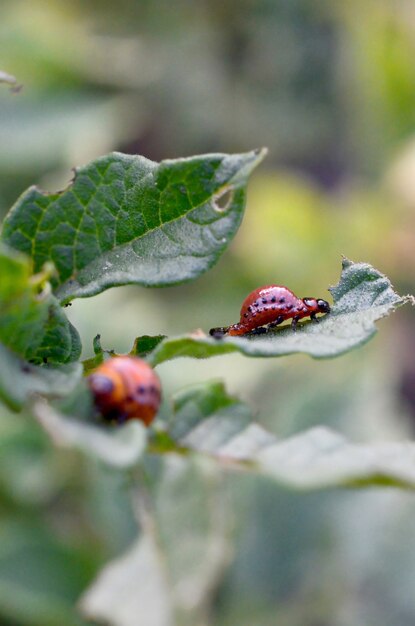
[0,149,413,626]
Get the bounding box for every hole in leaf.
[213,186,234,212]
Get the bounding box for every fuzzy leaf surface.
[165,381,415,491]
[32,398,147,469]
[28,378,415,491]
[31,381,415,626]
[0,343,82,411]
[81,455,231,626]
[145,259,410,365]
[1,149,266,303]
[80,534,173,626]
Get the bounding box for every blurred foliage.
[2,0,415,625]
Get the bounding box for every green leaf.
[168,380,253,444]
[0,343,82,411]
[131,334,166,359]
[166,381,274,457]
[80,534,174,626]
[0,244,81,364]
[255,428,415,490]
[31,398,147,469]
[0,519,93,626]
[164,381,415,491]
[1,149,266,303]
[81,455,231,626]
[145,259,412,365]
[0,244,49,360]
[28,377,415,492]
[67,320,82,362]
[32,301,82,364]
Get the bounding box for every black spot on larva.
[103,408,121,422]
[279,297,285,303]
[137,385,146,394]
[286,303,293,310]
[272,306,276,310]
[244,312,248,318]
[271,296,276,303]
[262,298,267,304]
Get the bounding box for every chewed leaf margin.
[134,258,413,365]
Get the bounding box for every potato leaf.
[28,378,415,491]
[80,455,231,626]
[0,244,80,364]
[1,149,266,303]
[143,259,412,365]
[32,398,147,469]
[0,343,82,411]
[166,381,415,491]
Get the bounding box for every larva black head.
[317,299,330,313]
[209,326,228,338]
[302,297,331,315]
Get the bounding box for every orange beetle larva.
[210,285,330,336]
[88,356,161,426]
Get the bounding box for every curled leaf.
[144,259,411,365]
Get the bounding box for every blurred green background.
[2,0,415,624]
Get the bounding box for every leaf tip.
[403,294,415,307]
[251,146,268,166]
[340,255,353,269]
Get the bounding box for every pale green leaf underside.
[81,455,229,626]
[32,399,147,469]
[145,259,410,365]
[80,535,173,626]
[1,149,266,302]
[183,420,415,491]
[168,381,415,491]
[29,377,415,491]
[0,342,82,411]
[257,428,415,490]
